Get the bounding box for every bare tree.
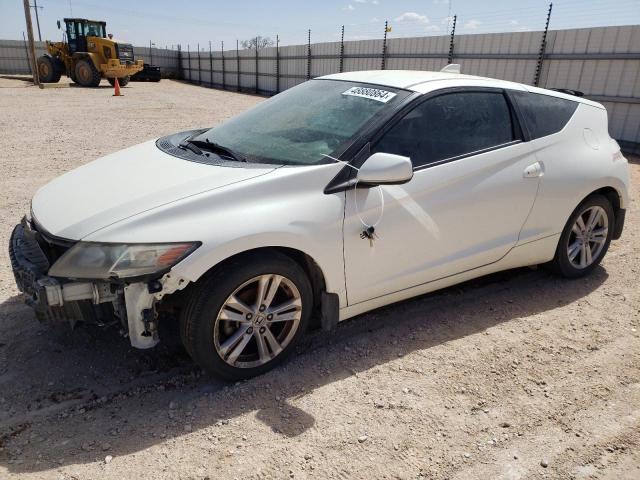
[241,36,275,50]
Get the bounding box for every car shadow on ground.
[0,265,608,472]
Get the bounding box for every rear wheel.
[549,194,614,278]
[74,59,101,87]
[180,253,312,381]
[37,56,61,83]
[108,76,130,87]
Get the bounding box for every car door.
[343,88,542,305]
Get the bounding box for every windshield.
[195,80,408,165]
[83,22,105,38]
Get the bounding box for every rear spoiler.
[549,88,584,97]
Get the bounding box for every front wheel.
[549,194,614,278]
[180,252,313,381]
[74,59,101,87]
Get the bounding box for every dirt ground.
[0,76,638,480]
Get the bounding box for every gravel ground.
[0,77,638,480]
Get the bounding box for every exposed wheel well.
[591,186,621,213]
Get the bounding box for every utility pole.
[22,0,39,85]
[31,0,43,42]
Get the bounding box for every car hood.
[31,139,276,240]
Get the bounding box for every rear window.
[511,91,578,140]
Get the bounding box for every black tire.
[549,194,614,278]
[74,59,101,87]
[180,252,313,381]
[108,76,130,87]
[37,56,61,83]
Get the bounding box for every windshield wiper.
[178,139,204,156]
[190,139,248,162]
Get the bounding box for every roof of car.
[319,70,487,90]
[319,70,604,108]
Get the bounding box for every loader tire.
[37,56,61,83]
[74,59,101,87]
[108,76,130,87]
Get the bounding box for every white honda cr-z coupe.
[10,69,629,380]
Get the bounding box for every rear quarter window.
[510,91,578,140]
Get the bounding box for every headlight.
[49,242,200,279]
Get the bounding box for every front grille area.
[35,229,73,265]
[9,218,75,294]
[10,218,112,324]
[116,43,134,63]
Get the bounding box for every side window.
[510,91,578,139]
[66,22,76,40]
[373,91,515,168]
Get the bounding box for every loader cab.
[64,18,107,54]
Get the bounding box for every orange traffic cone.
[112,77,123,96]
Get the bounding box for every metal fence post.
[307,29,311,80]
[381,20,389,70]
[447,15,457,64]
[255,36,259,94]
[221,41,225,90]
[339,25,345,73]
[209,40,213,87]
[236,39,240,92]
[276,34,280,93]
[197,42,201,84]
[177,44,182,79]
[534,2,553,86]
[187,44,191,82]
[22,31,32,75]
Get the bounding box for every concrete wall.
[180,25,640,150]
[0,40,180,78]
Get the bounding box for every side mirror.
[57,20,61,30]
[356,152,413,186]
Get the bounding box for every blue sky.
[1,0,639,49]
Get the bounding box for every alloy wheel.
[213,274,302,368]
[566,205,608,269]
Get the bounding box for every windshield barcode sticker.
[342,87,397,103]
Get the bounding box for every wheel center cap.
[253,313,266,326]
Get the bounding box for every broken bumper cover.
[9,219,191,348]
[9,220,116,322]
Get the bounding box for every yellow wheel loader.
[37,18,143,87]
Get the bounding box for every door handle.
[523,161,544,178]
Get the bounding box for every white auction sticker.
[342,86,397,103]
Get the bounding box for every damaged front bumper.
[9,218,189,349]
